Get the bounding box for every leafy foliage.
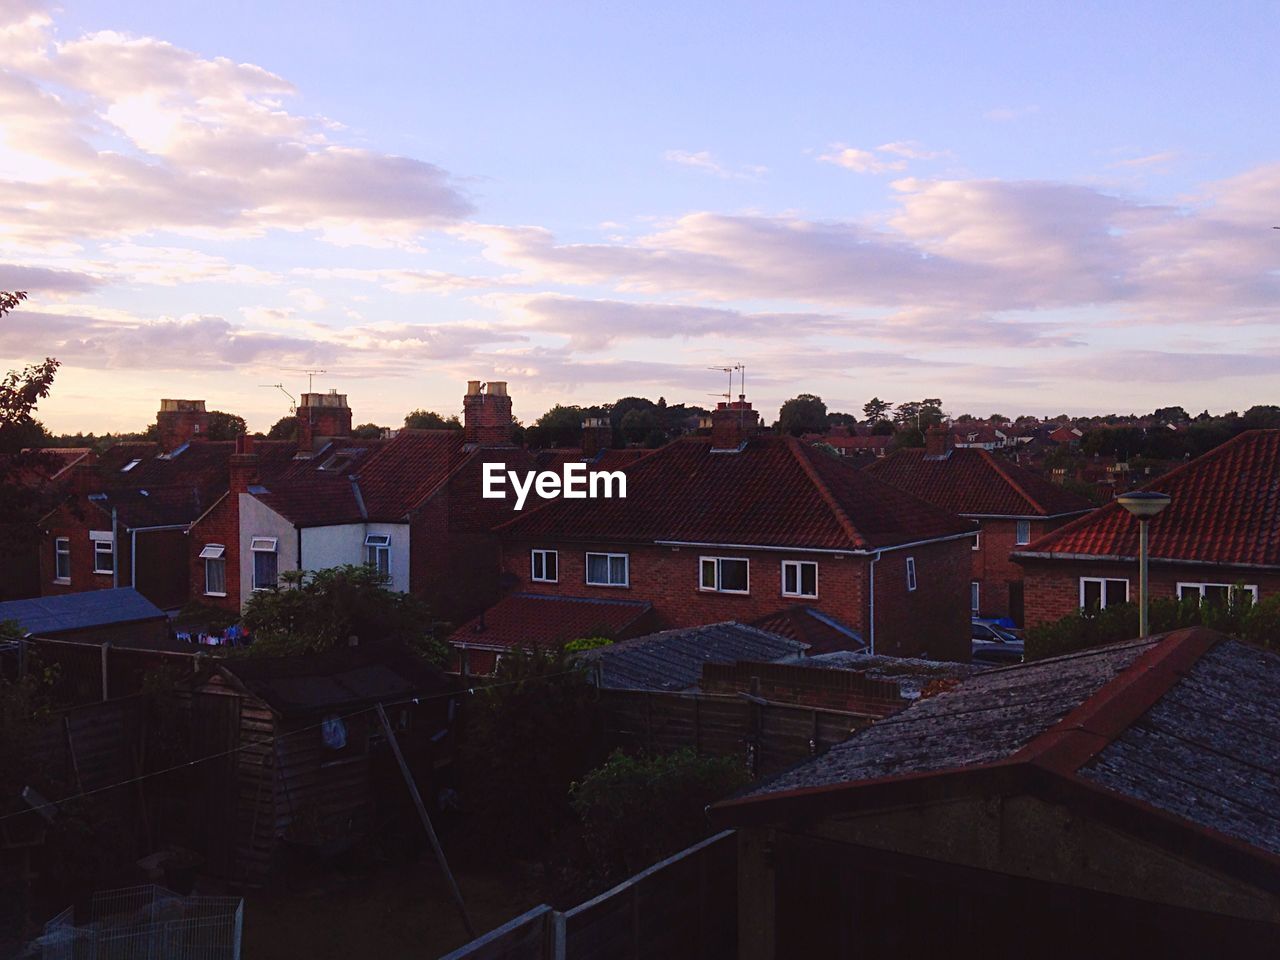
[266,415,299,440]
[862,396,892,422]
[564,636,613,653]
[241,564,446,664]
[777,393,828,436]
[570,748,747,882]
[525,404,594,449]
[352,422,385,439]
[404,409,462,430]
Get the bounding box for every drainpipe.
[868,551,881,656]
[111,507,119,588]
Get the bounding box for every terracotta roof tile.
[354,430,466,521]
[499,436,973,551]
[449,591,654,652]
[866,447,1094,518]
[1018,429,1280,566]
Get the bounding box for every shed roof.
[449,592,653,652]
[0,587,166,636]
[581,621,807,691]
[750,606,864,654]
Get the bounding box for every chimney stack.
[297,389,353,453]
[230,434,259,494]
[157,399,209,452]
[462,380,514,448]
[710,396,760,450]
[581,417,612,457]
[924,425,953,459]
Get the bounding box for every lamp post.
[1117,491,1172,637]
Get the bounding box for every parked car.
[971,620,1024,665]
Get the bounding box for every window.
[364,533,391,577]
[531,549,558,583]
[200,544,226,596]
[699,557,750,594]
[972,531,981,552]
[90,531,113,575]
[120,458,142,472]
[1177,582,1257,607]
[251,536,279,590]
[54,537,71,582]
[781,560,818,598]
[906,557,917,592]
[1080,577,1128,610]
[1015,520,1032,545]
[585,552,628,587]
[971,581,981,612]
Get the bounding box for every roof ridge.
[978,448,1048,515]
[1014,627,1222,776]
[786,438,865,550]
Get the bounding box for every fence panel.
[438,905,555,960]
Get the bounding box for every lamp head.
[1117,491,1172,519]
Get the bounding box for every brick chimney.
[157,399,209,452]
[230,434,258,493]
[463,380,514,447]
[711,396,760,450]
[924,425,953,459]
[297,389,353,453]
[581,417,612,457]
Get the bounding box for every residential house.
[866,427,1094,624]
[1012,429,1280,628]
[1,446,94,601]
[712,628,1280,956]
[492,399,977,661]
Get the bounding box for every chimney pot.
[463,379,514,447]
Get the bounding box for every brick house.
[491,400,977,661]
[1013,429,1280,628]
[866,427,1094,624]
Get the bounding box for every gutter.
[1010,551,1280,572]
[653,529,978,556]
[961,510,1093,521]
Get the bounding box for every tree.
[241,564,446,664]
[619,407,659,445]
[777,393,828,437]
[525,404,588,449]
[893,398,944,431]
[205,410,247,441]
[352,422,384,439]
[862,397,892,423]
[266,416,298,441]
[404,409,462,430]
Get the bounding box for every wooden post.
[63,716,84,794]
[693,696,702,755]
[100,641,110,701]
[375,703,475,939]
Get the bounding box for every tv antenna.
[284,368,328,393]
[259,383,297,413]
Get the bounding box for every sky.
[1,0,1278,434]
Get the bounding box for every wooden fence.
[442,830,737,960]
[21,637,201,705]
[597,688,877,778]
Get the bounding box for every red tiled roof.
[866,448,1094,519]
[751,606,865,654]
[449,592,654,652]
[251,476,366,526]
[498,435,974,551]
[354,430,467,521]
[1017,429,1280,567]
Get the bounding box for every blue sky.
[2,0,1278,432]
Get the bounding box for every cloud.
[0,263,104,294]
[876,141,945,160]
[664,150,767,180]
[818,145,907,174]
[1112,150,1178,169]
[985,105,1039,122]
[291,266,510,294]
[0,18,473,253]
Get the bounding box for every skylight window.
[120,459,142,472]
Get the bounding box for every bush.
[570,748,747,883]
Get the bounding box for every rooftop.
[449,591,654,652]
[0,587,166,637]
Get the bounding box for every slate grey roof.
[0,588,166,637]
[583,621,808,691]
[1079,639,1280,858]
[751,636,1156,797]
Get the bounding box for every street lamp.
[1117,491,1172,637]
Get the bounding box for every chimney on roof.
[581,417,612,457]
[924,425,952,459]
[462,380,514,448]
[157,399,209,452]
[711,395,760,449]
[230,433,259,494]
[297,389,352,453]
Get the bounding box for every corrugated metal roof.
[584,621,808,691]
[0,588,166,635]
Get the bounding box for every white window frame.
[906,556,917,592]
[972,531,981,552]
[1015,520,1032,546]
[699,556,751,595]
[364,533,391,577]
[781,560,818,599]
[1080,577,1129,610]
[199,543,226,596]
[1176,582,1258,604]
[251,536,279,591]
[54,537,71,582]
[90,531,114,576]
[531,549,558,583]
[971,581,980,612]
[120,458,142,473]
[585,551,629,587]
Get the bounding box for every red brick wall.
[1018,557,1280,629]
[971,516,1079,622]
[40,501,125,596]
[870,538,971,660]
[700,660,905,716]
[188,493,240,612]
